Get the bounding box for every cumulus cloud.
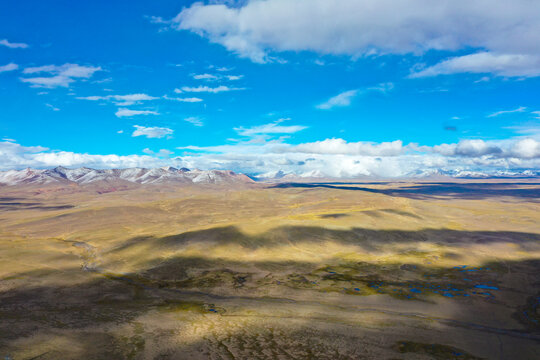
[20,63,102,88]
[169,0,540,68]
[77,93,159,106]
[429,140,502,157]
[510,138,540,159]
[179,138,540,178]
[176,85,245,93]
[0,141,172,169]
[0,63,18,73]
[2,137,540,177]
[115,108,159,118]
[184,116,204,127]
[410,53,540,78]
[0,39,28,49]
[132,125,173,139]
[425,139,540,159]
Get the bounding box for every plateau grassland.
[1,180,539,359]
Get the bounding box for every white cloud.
[22,65,59,74]
[0,39,28,49]
[317,90,358,110]
[192,73,244,81]
[193,73,219,80]
[45,103,60,111]
[278,139,405,156]
[316,83,393,110]
[21,76,74,88]
[2,137,540,177]
[184,116,204,127]
[132,125,173,139]
[234,120,307,137]
[410,53,540,78]
[158,150,174,157]
[178,85,245,93]
[429,140,502,157]
[0,141,47,154]
[77,93,159,106]
[422,138,540,159]
[511,138,540,159]
[0,63,18,72]
[368,82,394,93]
[487,106,527,118]
[475,76,491,83]
[143,148,174,157]
[115,108,159,118]
[506,123,540,139]
[20,63,102,88]
[0,141,173,169]
[147,16,168,24]
[170,0,540,65]
[163,95,203,102]
[178,137,540,178]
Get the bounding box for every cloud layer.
[171,0,540,78]
[410,53,540,78]
[20,63,102,88]
[3,136,539,178]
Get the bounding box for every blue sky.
[1,0,540,177]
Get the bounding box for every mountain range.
[0,167,254,186]
[1,166,538,187]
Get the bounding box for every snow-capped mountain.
[408,168,540,179]
[0,167,254,186]
[255,170,298,181]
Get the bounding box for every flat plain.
[1,180,539,359]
